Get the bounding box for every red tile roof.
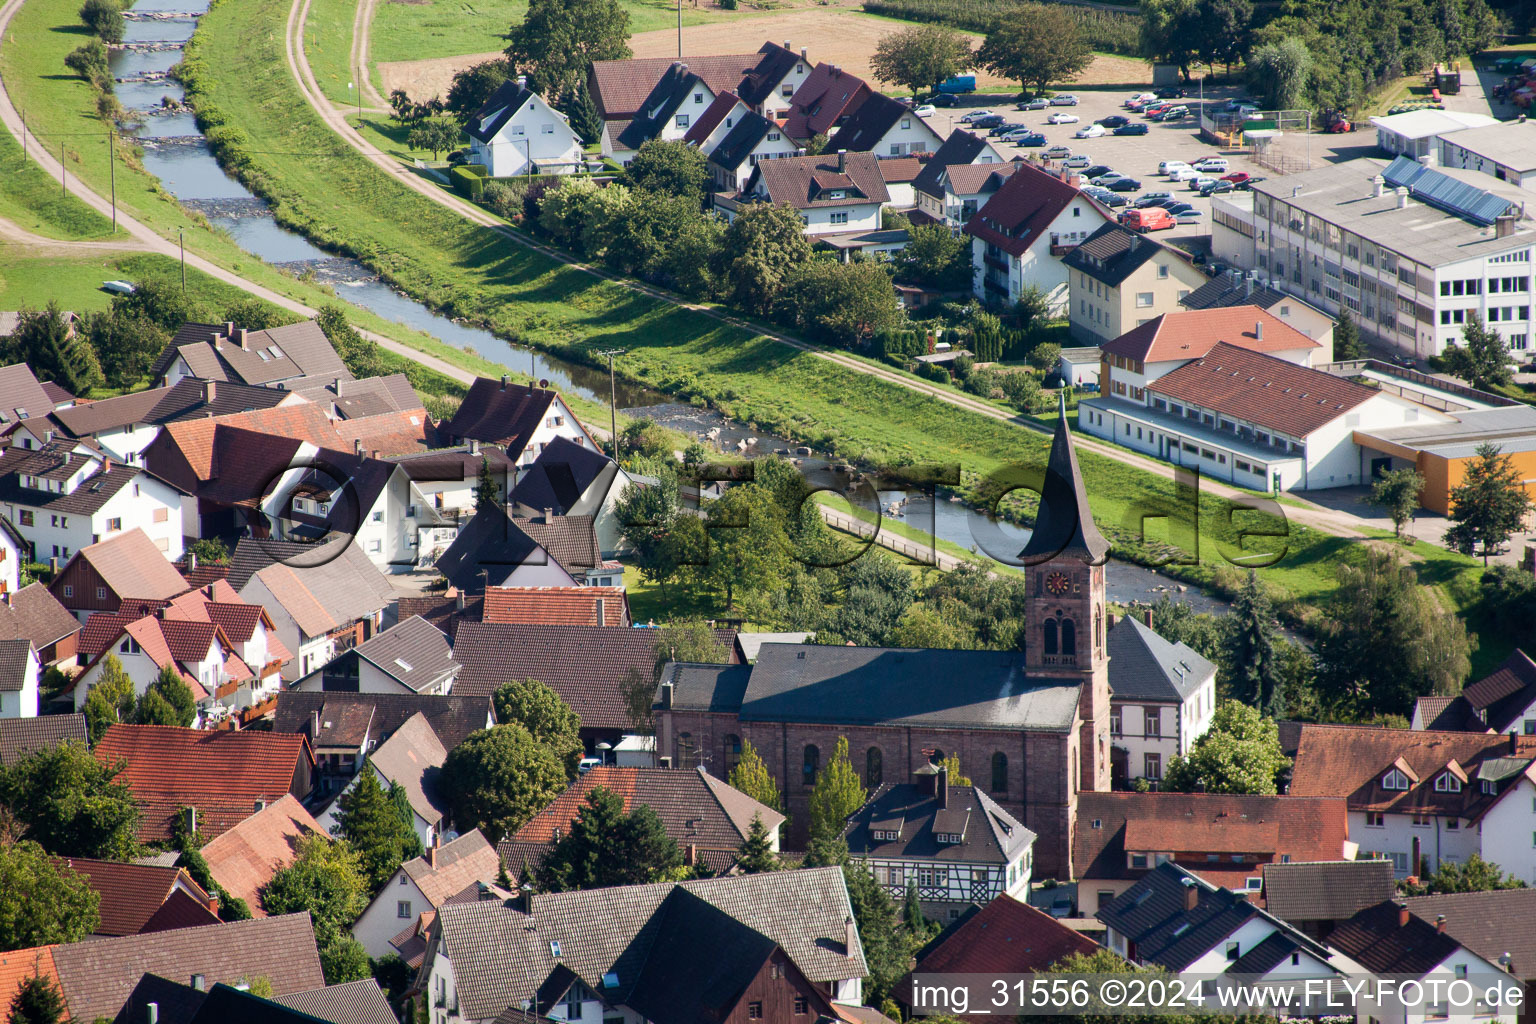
[200,795,326,917]
[1101,307,1322,363]
[0,947,60,1022]
[1147,342,1384,437]
[908,896,1100,979]
[964,162,1105,258]
[589,54,761,120]
[481,586,630,627]
[877,156,925,183]
[151,404,341,489]
[93,725,312,842]
[54,858,214,936]
[783,62,870,139]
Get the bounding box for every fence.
[818,506,953,568]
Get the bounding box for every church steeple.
[1019,394,1109,566]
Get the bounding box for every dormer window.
[1382,769,1409,790]
[1435,773,1462,793]
[1484,780,1498,795]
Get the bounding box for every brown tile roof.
[396,592,481,639]
[55,529,191,604]
[272,979,398,1024]
[93,724,313,842]
[877,155,925,184]
[151,404,342,491]
[332,408,436,458]
[138,888,225,933]
[747,151,890,210]
[50,913,325,1023]
[1148,342,1380,437]
[682,90,744,145]
[401,829,501,907]
[939,161,1018,196]
[0,583,82,649]
[783,62,870,139]
[1289,724,1536,820]
[366,712,448,826]
[152,320,347,388]
[1074,792,1350,881]
[511,514,601,573]
[906,896,1099,980]
[589,53,760,119]
[51,378,289,437]
[1262,859,1398,923]
[965,161,1102,258]
[1403,888,1536,979]
[0,946,60,1022]
[55,857,214,936]
[0,444,169,517]
[200,795,327,918]
[288,373,422,419]
[1101,307,1322,363]
[0,714,87,765]
[272,691,492,754]
[441,378,593,456]
[481,586,630,627]
[1328,901,1466,975]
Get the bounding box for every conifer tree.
[474,457,501,514]
[8,970,67,1024]
[333,768,424,890]
[735,813,778,873]
[1224,570,1283,715]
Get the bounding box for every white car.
[1051,94,1080,106]
[1064,154,1091,169]
[1125,92,1157,107]
[1192,157,1230,173]
[913,104,937,116]
[1168,166,1202,182]
[1159,159,1192,175]
[1074,123,1106,138]
[1174,209,1205,224]
[959,109,994,122]
[1047,112,1080,124]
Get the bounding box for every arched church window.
[1043,619,1059,655]
[867,747,883,787]
[991,752,1008,794]
[1061,618,1077,656]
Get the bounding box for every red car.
[1143,104,1173,117]
[1326,118,1354,133]
[1221,171,1253,184]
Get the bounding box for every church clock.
[1044,571,1071,596]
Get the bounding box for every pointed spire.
[1019,402,1110,565]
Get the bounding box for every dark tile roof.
[401,830,502,907]
[735,41,800,106]
[55,858,214,936]
[434,509,550,592]
[1328,901,1466,975]
[394,592,481,640]
[441,379,562,452]
[588,53,759,120]
[351,616,459,693]
[617,63,705,151]
[682,90,744,146]
[288,373,422,420]
[906,896,1099,978]
[186,982,349,1024]
[1101,307,1322,364]
[912,130,991,200]
[53,913,325,1023]
[1106,616,1213,702]
[0,443,173,516]
[466,80,537,145]
[830,93,930,153]
[1262,860,1398,923]
[1062,222,1182,288]
[513,515,600,573]
[389,445,514,483]
[0,638,32,692]
[965,161,1098,258]
[0,363,58,425]
[620,888,779,1022]
[843,774,1034,864]
[508,436,614,516]
[707,111,775,172]
[1458,649,1536,733]
[0,714,86,765]
[273,979,398,1024]
[1019,407,1108,564]
[151,321,347,388]
[738,644,1081,731]
[39,380,74,406]
[783,62,869,139]
[1403,888,1536,979]
[111,973,209,1024]
[52,378,287,437]
[658,660,753,712]
[1227,930,1305,975]
[272,691,492,752]
[1180,275,1292,313]
[746,150,890,209]
[0,584,80,649]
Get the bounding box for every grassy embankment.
[0,125,123,240]
[0,250,258,311]
[187,0,1513,673]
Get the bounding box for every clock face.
[1045,571,1071,596]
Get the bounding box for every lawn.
[303,0,367,108]
[0,251,250,311]
[0,124,122,240]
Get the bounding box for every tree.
[407,119,461,161]
[1402,853,1526,895]
[2,303,102,397]
[563,79,603,146]
[728,741,782,813]
[621,139,709,201]
[651,619,729,675]
[1223,571,1283,715]
[1315,548,1472,716]
[842,860,911,1006]
[1028,342,1063,373]
[260,835,370,983]
[537,787,682,891]
[79,0,123,43]
[222,298,287,331]
[446,59,512,124]
[1138,0,1200,77]
[388,88,414,125]
[332,768,423,890]
[0,741,139,859]
[1161,701,1290,795]
[64,39,108,84]
[130,688,180,727]
[1367,467,1425,539]
[504,0,631,100]
[8,969,67,1024]
[314,306,389,379]
[438,725,567,841]
[83,654,135,744]
[189,537,231,565]
[779,260,903,345]
[1333,309,1363,360]
[1247,37,1314,111]
[142,663,197,727]
[1441,312,1515,392]
[869,24,974,99]
[0,841,100,952]
[1444,443,1534,565]
[719,203,813,315]
[110,277,191,332]
[474,457,501,514]
[808,737,866,842]
[79,308,167,389]
[736,813,778,873]
[978,5,1092,95]
[898,224,969,290]
[1196,0,1252,74]
[692,485,794,610]
[492,678,583,778]
[606,193,725,295]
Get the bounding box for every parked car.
[1092,171,1130,186]
[1159,159,1192,175]
[1120,207,1175,232]
[1064,154,1092,169]
[1138,190,1174,204]
[937,74,977,94]
[1125,92,1158,107]
[1075,123,1106,138]
[933,94,959,107]
[1095,191,1129,208]
[1233,175,1267,191]
[989,122,1025,136]
[1044,145,1073,159]
[959,109,994,122]
[1168,166,1202,182]
[1015,133,1047,147]
[1152,108,1190,122]
[1097,115,1130,128]
[1192,157,1230,173]
[1143,104,1173,117]
[1187,175,1217,191]
[1156,86,1188,98]
[1017,97,1050,110]
[1051,93,1080,106]
[1113,123,1150,136]
[1174,209,1205,224]
[913,104,937,116]
[972,115,1005,129]
[1049,895,1075,918]
[1081,164,1112,180]
[1048,112,1081,124]
[1137,198,1174,209]
[1108,177,1142,192]
[1163,201,1194,215]
[1199,179,1235,196]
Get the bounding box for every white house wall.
[470,94,584,177]
[1475,776,1536,883]
[353,870,430,958]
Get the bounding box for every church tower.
[1021,396,1111,794]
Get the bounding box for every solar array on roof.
[1382,155,1515,225]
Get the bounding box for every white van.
[1192,157,1229,173]
[1159,159,1191,175]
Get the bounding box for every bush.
[450,165,486,200]
[79,0,124,43]
[480,180,528,221]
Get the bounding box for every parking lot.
[920,82,1275,249]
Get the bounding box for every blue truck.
[936,75,976,94]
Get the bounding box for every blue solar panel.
[1382,155,1512,225]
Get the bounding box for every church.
[653,410,1113,879]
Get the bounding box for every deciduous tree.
[1402,853,1526,895]
[719,203,813,315]
[0,841,100,952]
[504,0,632,99]
[0,741,139,859]
[728,741,782,813]
[537,787,682,891]
[898,224,970,290]
[407,118,462,161]
[1444,442,1534,564]
[79,0,123,43]
[1367,467,1425,539]
[978,5,1092,95]
[778,260,902,345]
[439,725,567,841]
[808,737,866,842]
[492,678,583,778]
[446,59,513,124]
[332,768,423,890]
[621,139,709,201]
[1246,37,1313,111]
[1161,701,1289,794]
[1441,312,1514,391]
[260,835,370,983]
[692,484,794,610]
[869,24,974,99]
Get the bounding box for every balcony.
[1040,653,1078,667]
[983,250,1011,272]
[984,277,1010,297]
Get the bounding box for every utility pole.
[108,130,116,231]
[676,0,681,58]
[178,228,186,295]
[59,143,65,198]
[595,348,625,458]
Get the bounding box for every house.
[316,711,448,849]
[93,723,314,843]
[895,896,1103,1018]
[113,976,399,1024]
[1261,858,1398,941]
[704,111,800,193]
[611,62,719,163]
[229,537,393,681]
[150,320,349,390]
[55,858,220,936]
[735,40,812,119]
[1402,888,1536,1020]
[419,867,869,1020]
[684,91,753,158]
[1057,347,1103,389]
[783,62,871,142]
[507,436,633,556]
[0,713,86,765]
[440,377,596,469]
[965,162,1113,310]
[843,763,1035,921]
[1105,612,1217,786]
[1072,791,1352,917]
[1289,724,1536,880]
[50,528,192,621]
[353,829,500,958]
[830,93,943,157]
[1412,649,1536,733]
[198,794,327,918]
[1329,900,1516,1024]
[465,77,583,177]
[1063,223,1209,345]
[388,442,514,524]
[878,154,924,209]
[1180,271,1337,354]
[1097,863,1345,1009]
[0,639,38,718]
[481,586,630,627]
[0,361,61,425]
[0,582,85,666]
[0,439,186,564]
[656,408,1112,873]
[434,509,608,592]
[588,53,762,162]
[291,615,459,696]
[503,764,785,877]
[722,149,891,238]
[1370,109,1499,160]
[911,130,1008,228]
[1439,120,1536,191]
[271,690,493,796]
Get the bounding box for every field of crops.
[861,0,1141,55]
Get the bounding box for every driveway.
[1302,484,1532,566]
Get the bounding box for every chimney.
[354,438,364,456]
[1244,274,1253,298]
[236,328,249,349]
[1396,186,1410,209]
[659,680,674,709]
[48,557,57,574]
[543,507,554,523]
[595,597,606,624]
[1105,610,1117,630]
[428,845,438,869]
[43,429,52,444]
[1436,914,1447,933]
[188,550,198,572]
[468,438,479,456]
[845,915,858,955]
[147,1003,159,1024]
[936,764,949,808]
[1511,730,1520,754]
[102,457,112,474]
[205,584,215,600]
[1233,891,1249,904]
[1497,212,1518,239]
[205,893,219,914]
[455,590,466,612]
[500,375,510,390]
[837,148,847,173]
[1182,877,1199,911]
[1255,321,1264,341]
[203,380,216,404]
[1,593,11,608]
[1143,609,1154,628]
[372,449,380,460]
[1412,836,1422,877]
[191,974,206,992]
[685,843,697,866]
[223,321,235,337]
[1373,175,1386,198]
[516,75,527,89]
[1396,901,1410,928]
[516,882,534,913]
[801,47,808,60]
[783,39,791,48]
[1419,150,1437,168]
[185,806,196,836]
[310,709,320,739]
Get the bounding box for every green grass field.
[304,0,367,107]
[0,125,122,240]
[0,251,250,311]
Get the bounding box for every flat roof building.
[1370,109,1498,160]
[1438,119,1536,190]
